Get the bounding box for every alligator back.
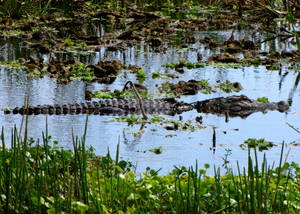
[4,98,193,116]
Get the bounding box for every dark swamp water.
[0,29,299,175]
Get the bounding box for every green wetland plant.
[92,89,150,99]
[136,69,146,83]
[0,110,299,213]
[287,123,300,134]
[164,61,205,70]
[0,0,79,17]
[70,62,95,82]
[285,1,300,50]
[257,96,269,103]
[64,38,74,47]
[0,0,23,18]
[114,115,144,125]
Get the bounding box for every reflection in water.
[288,72,300,106]
[212,126,216,153]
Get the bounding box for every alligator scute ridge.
[4,98,193,116]
[3,95,289,118]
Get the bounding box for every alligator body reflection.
[4,95,289,118]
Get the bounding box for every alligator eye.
[277,101,289,112]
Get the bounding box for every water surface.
[1,31,299,175]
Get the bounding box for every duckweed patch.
[114,115,144,125]
[164,61,206,70]
[0,60,27,70]
[92,89,149,99]
[210,62,244,69]
[151,72,161,79]
[151,72,172,79]
[257,96,269,103]
[149,115,165,123]
[92,90,131,99]
[114,115,166,126]
[136,146,164,154]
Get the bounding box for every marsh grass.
[0,0,77,17]
[0,111,299,213]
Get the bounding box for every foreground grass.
[0,116,299,213]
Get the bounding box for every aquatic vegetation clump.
[92,89,149,99]
[114,115,144,125]
[257,97,269,103]
[136,146,164,154]
[136,69,146,83]
[70,62,95,82]
[164,60,205,70]
[215,80,243,93]
[0,60,27,70]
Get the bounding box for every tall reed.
[0,112,299,213]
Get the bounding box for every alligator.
[3,95,289,118]
[193,95,289,118]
